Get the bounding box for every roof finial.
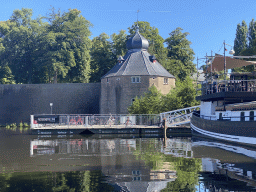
[136,9,140,33]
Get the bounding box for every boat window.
[250,111,254,121]
[219,113,222,120]
[241,112,245,121]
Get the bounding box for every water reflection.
[192,138,256,191]
[0,132,256,191]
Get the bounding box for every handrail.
[201,79,256,95]
[160,105,201,115]
[192,111,256,121]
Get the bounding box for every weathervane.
[136,9,140,32]
[137,9,140,24]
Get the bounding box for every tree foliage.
[42,8,92,83]
[234,20,248,56]
[164,27,196,81]
[232,19,256,72]
[128,86,163,114]
[128,77,199,114]
[0,8,92,84]
[111,30,127,58]
[90,33,115,82]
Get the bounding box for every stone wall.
[100,75,175,114]
[0,83,101,124]
[101,76,150,114]
[149,77,175,95]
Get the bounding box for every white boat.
[191,54,256,147]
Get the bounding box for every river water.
[0,129,256,192]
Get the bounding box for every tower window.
[131,76,141,83]
[107,78,109,83]
[164,78,168,85]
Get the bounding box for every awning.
[206,54,256,72]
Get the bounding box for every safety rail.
[31,114,161,129]
[160,106,200,127]
[202,79,256,95]
[193,111,256,121]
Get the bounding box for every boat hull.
[190,113,256,146]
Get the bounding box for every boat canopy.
[206,54,256,72]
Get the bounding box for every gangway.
[160,106,200,127]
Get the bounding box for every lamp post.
[50,103,53,114]
[223,41,235,80]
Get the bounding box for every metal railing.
[201,79,256,95]
[193,111,256,121]
[160,106,200,127]
[31,114,161,129]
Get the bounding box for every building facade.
[100,27,175,114]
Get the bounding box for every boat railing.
[201,79,256,95]
[193,111,256,121]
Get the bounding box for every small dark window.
[241,112,245,121]
[131,76,141,83]
[164,78,168,85]
[250,111,254,121]
[107,78,109,83]
[219,113,222,120]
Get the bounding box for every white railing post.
[30,115,34,129]
[85,116,88,127]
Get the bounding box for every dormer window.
[150,55,157,63]
[131,76,141,83]
[117,56,124,65]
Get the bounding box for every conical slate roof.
[102,29,175,79]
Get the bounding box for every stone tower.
[100,27,175,114]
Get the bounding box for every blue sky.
[1,0,256,67]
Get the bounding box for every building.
[100,27,175,114]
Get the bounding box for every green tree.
[128,86,163,114]
[111,30,127,58]
[162,77,198,111]
[0,8,47,84]
[162,157,202,192]
[128,21,168,65]
[164,27,196,81]
[128,77,199,114]
[0,65,15,84]
[90,33,115,82]
[248,19,256,49]
[0,8,92,84]
[44,8,92,83]
[234,20,248,56]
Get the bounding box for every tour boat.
[190,54,256,147]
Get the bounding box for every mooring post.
[163,118,167,148]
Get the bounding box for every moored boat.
[191,54,256,146]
